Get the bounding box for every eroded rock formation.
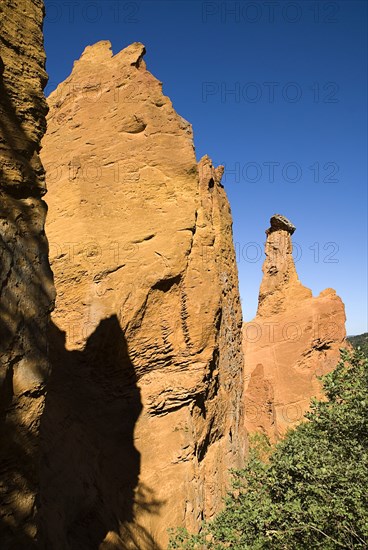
[41,41,245,548]
[0,0,54,545]
[243,214,347,441]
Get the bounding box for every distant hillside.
[348,333,368,356]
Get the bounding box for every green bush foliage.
[169,349,368,549]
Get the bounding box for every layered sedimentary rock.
[0,0,54,545]
[243,215,347,441]
[41,41,245,548]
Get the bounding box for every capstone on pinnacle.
[266,214,296,235]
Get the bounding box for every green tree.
[170,349,368,549]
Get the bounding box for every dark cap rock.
[266,214,296,235]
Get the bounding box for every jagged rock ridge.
[0,0,54,545]
[243,214,347,441]
[41,41,245,548]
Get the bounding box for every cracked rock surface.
[0,0,54,545]
[243,215,348,442]
[41,41,245,548]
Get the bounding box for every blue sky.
[43,0,367,335]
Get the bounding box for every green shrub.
[170,349,368,549]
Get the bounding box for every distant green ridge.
[348,332,368,356]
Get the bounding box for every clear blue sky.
[43,0,367,335]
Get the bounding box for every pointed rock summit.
[41,42,245,547]
[243,215,348,441]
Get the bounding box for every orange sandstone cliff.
[0,0,55,545]
[40,41,245,548]
[243,215,347,442]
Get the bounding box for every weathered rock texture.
[0,0,54,546]
[41,41,245,549]
[243,215,347,442]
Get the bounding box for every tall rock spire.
[258,214,311,316]
[40,42,245,548]
[243,214,348,442]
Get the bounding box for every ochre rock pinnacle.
[243,215,348,441]
[41,42,245,547]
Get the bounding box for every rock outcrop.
[41,41,245,548]
[243,215,347,441]
[0,0,54,545]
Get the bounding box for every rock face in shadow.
[0,0,55,546]
[41,41,245,548]
[243,215,347,442]
[39,318,150,549]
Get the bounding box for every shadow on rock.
[38,315,163,549]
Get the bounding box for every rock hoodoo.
[41,41,245,548]
[243,214,347,442]
[0,0,54,545]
